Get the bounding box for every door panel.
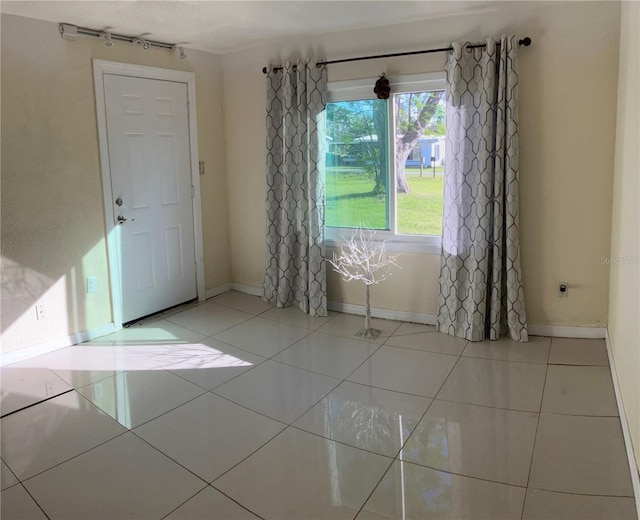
[104,74,196,323]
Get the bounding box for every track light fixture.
[60,23,77,41]
[100,31,113,47]
[172,45,187,60]
[134,38,151,50]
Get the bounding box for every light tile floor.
[1,291,637,519]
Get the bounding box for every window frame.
[325,72,445,254]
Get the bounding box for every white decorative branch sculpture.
[329,228,399,339]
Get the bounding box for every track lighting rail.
[59,23,182,54]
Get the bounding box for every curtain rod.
[262,37,532,74]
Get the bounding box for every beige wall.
[1,2,625,355]
[1,14,230,354]
[222,1,620,326]
[609,1,640,468]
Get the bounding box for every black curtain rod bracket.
[262,37,532,74]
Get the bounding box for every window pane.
[325,99,389,230]
[394,90,446,236]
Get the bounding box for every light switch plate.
[87,276,98,294]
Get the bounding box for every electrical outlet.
[87,276,98,294]
[35,304,46,320]
[559,282,568,297]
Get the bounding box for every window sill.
[325,229,442,255]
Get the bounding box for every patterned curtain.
[263,61,328,316]
[437,36,528,342]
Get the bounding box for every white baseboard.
[328,301,438,325]
[605,330,640,517]
[0,323,117,367]
[326,303,609,339]
[208,285,610,339]
[205,283,232,300]
[230,283,263,297]
[527,324,607,339]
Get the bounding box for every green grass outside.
[326,167,444,236]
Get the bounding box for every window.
[324,73,445,253]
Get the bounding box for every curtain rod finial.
[519,37,532,47]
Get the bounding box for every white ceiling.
[1,1,500,54]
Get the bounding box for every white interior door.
[103,74,197,323]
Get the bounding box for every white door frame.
[93,59,205,330]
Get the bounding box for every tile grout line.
[84,310,343,446]
[205,296,341,340]
[287,423,401,460]
[205,425,293,485]
[352,456,397,519]
[125,387,211,430]
[394,457,530,490]
[430,396,542,414]
[0,456,20,490]
[131,417,264,488]
[125,429,217,515]
[207,292,282,318]
[206,386,302,428]
[5,389,136,486]
[0,388,75,419]
[18,429,131,486]
[163,311,256,339]
[428,338,467,403]
[160,485,266,520]
[206,359,340,425]
[521,361,549,519]
[604,328,640,517]
[168,354,271,392]
[255,306,340,327]
[153,293,286,339]
[17,389,142,482]
[378,341,466,358]
[199,322,407,509]
[459,354,551,366]
[208,318,320,362]
[267,332,382,380]
[121,392,298,515]
[67,368,213,432]
[208,340,432,450]
[206,483,268,520]
[158,486,218,520]
[62,369,214,438]
[525,486,637,499]
[353,336,468,518]
[17,482,52,520]
[6,311,626,519]
[315,316,403,517]
[204,318,375,418]
[390,332,546,491]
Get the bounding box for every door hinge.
[191,185,195,198]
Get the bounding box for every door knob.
[115,197,123,207]
[117,215,135,225]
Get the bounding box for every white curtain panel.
[438,36,528,342]
[263,61,328,316]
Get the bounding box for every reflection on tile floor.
[0,292,637,519]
